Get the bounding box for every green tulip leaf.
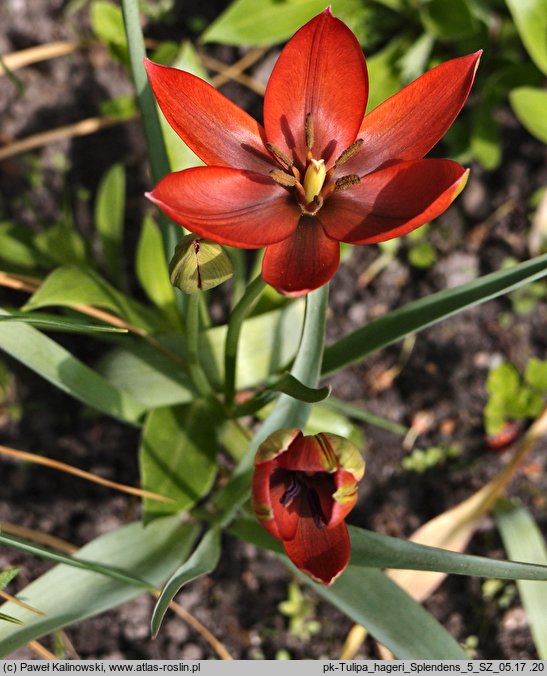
[99,301,305,409]
[421,0,479,39]
[140,402,218,522]
[136,213,180,329]
[0,518,198,657]
[151,528,221,637]
[231,517,547,582]
[23,265,167,332]
[0,309,145,424]
[0,222,42,270]
[510,87,547,143]
[323,254,547,375]
[495,500,547,658]
[34,222,87,267]
[0,312,127,334]
[202,0,362,46]
[270,372,331,403]
[311,566,466,658]
[228,519,465,658]
[0,614,24,626]
[95,163,125,284]
[505,0,547,75]
[0,533,151,589]
[91,0,127,47]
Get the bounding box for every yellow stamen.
[303,158,326,203]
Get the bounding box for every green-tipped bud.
[169,235,233,294]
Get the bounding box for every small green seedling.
[484,358,547,436]
[278,582,321,640]
[402,443,461,473]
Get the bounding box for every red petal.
[145,59,272,172]
[339,52,481,177]
[147,167,301,248]
[263,9,368,170]
[255,428,303,466]
[262,217,340,295]
[329,469,359,527]
[284,519,350,585]
[270,470,301,541]
[252,462,280,540]
[320,159,469,244]
[277,434,338,472]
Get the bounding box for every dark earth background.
[0,0,546,660]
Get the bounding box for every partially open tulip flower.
[252,429,365,585]
[145,9,480,296]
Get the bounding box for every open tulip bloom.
[252,429,365,585]
[145,9,481,296]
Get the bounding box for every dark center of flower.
[279,471,331,529]
[267,113,364,217]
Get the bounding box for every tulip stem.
[214,283,330,525]
[224,275,267,408]
[186,294,213,397]
[121,0,180,263]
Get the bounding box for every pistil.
[303,158,326,203]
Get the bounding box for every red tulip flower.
[252,429,365,585]
[145,9,480,296]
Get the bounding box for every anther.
[304,194,323,216]
[305,112,314,151]
[307,488,327,529]
[335,139,364,167]
[270,169,297,188]
[335,174,360,191]
[280,476,301,507]
[265,142,293,169]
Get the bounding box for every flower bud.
[252,428,365,585]
[169,235,233,294]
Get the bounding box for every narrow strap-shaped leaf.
[227,518,465,658]
[495,499,547,658]
[349,526,547,580]
[0,309,146,424]
[323,254,547,374]
[0,533,151,589]
[324,397,408,435]
[0,613,23,626]
[0,312,127,333]
[151,528,221,637]
[214,284,329,521]
[121,0,179,259]
[270,372,331,402]
[232,372,331,417]
[136,213,181,330]
[0,518,198,657]
[505,0,547,75]
[23,264,166,332]
[95,163,125,285]
[231,516,547,581]
[309,566,467,658]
